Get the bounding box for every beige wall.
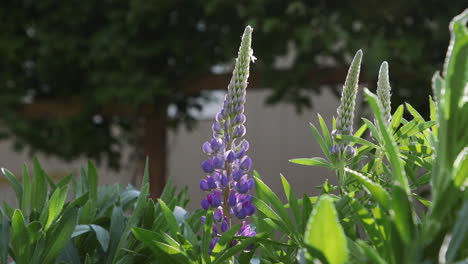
[0,88,354,209]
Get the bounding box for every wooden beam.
[16,67,356,119]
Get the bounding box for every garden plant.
[0,10,467,264]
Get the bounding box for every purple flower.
[199,26,256,254]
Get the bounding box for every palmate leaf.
[304,195,348,264]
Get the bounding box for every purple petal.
[228,191,237,207]
[207,176,217,189]
[201,199,210,210]
[199,179,209,191]
[202,159,215,173]
[240,157,252,171]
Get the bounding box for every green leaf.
[337,134,379,149]
[365,88,410,194]
[0,209,10,264]
[345,168,391,210]
[32,157,48,212]
[304,195,348,264]
[90,224,110,252]
[390,105,404,132]
[111,181,149,263]
[212,233,267,264]
[446,200,468,262]
[443,10,468,119]
[21,164,31,215]
[453,147,468,189]
[289,157,333,169]
[152,241,191,263]
[11,210,29,264]
[45,186,69,231]
[391,185,415,244]
[310,123,332,161]
[106,206,125,264]
[43,207,79,264]
[317,114,332,147]
[280,174,301,229]
[253,176,295,233]
[1,168,23,205]
[158,199,180,235]
[217,223,242,246]
[87,161,99,203]
[201,210,213,264]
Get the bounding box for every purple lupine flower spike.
[199,26,256,253]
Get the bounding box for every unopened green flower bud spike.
[376,61,392,124]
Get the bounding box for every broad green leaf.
[106,206,125,264]
[45,186,69,230]
[11,210,29,264]
[289,157,332,169]
[1,168,23,205]
[158,199,180,235]
[43,207,79,264]
[90,224,110,252]
[32,157,48,212]
[72,225,92,238]
[21,164,31,215]
[87,161,99,203]
[304,195,348,264]
[0,209,10,264]
[111,181,149,263]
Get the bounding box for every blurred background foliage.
[0,0,465,169]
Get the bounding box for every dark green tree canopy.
[0,1,465,167]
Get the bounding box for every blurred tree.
[0,1,465,198]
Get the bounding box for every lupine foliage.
[1,10,467,264]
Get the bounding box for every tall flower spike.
[331,50,363,158]
[335,50,363,136]
[376,61,392,124]
[200,26,256,253]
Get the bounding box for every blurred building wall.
[0,88,356,209]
